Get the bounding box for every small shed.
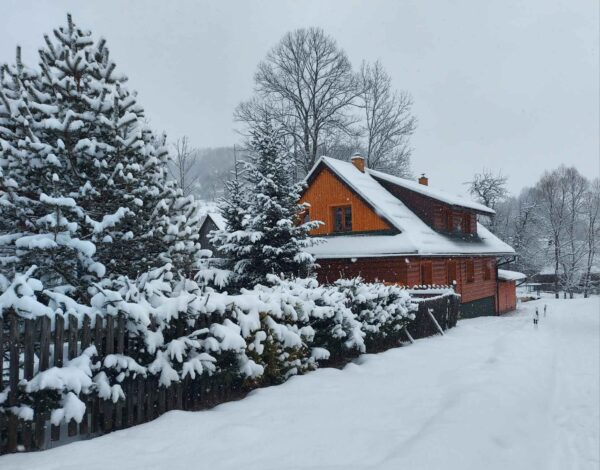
[497,269,527,313]
[198,212,226,254]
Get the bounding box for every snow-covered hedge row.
[336,278,415,352]
[0,266,415,423]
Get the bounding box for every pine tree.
[211,122,320,289]
[0,45,102,298]
[0,15,195,298]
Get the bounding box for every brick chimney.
[418,173,428,186]
[351,152,365,172]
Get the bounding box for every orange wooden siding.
[300,167,391,235]
[497,280,517,313]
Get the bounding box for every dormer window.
[332,205,352,232]
[462,213,472,233]
[454,216,463,233]
[444,209,474,235]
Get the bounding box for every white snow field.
[2,296,599,470]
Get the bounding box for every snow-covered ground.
[3,296,599,470]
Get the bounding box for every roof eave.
[314,251,516,259]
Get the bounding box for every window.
[446,210,463,233]
[332,205,352,232]
[483,261,493,281]
[466,260,475,283]
[463,214,472,234]
[445,209,453,231]
[454,215,463,233]
[420,261,433,285]
[447,260,457,285]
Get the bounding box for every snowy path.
[2,297,599,470]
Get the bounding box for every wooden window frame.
[463,213,472,234]
[445,209,453,232]
[483,260,493,281]
[331,205,352,233]
[466,259,475,283]
[447,260,457,286]
[420,261,433,285]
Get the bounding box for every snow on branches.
[0,263,417,423]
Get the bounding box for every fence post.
[20,319,36,450]
[136,376,145,424]
[51,314,65,442]
[7,312,20,453]
[35,316,51,450]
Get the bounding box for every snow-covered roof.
[367,168,496,215]
[305,157,515,258]
[498,269,527,281]
[201,212,226,231]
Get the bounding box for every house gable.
[300,165,393,236]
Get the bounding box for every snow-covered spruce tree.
[160,192,205,275]
[0,16,203,423]
[0,46,103,299]
[0,15,191,301]
[210,121,320,290]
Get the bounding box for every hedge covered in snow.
[0,266,415,424]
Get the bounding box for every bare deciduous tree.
[169,136,201,196]
[358,60,416,176]
[582,179,600,297]
[534,167,569,298]
[467,170,508,209]
[495,188,543,275]
[559,167,588,298]
[235,27,361,174]
[467,169,508,232]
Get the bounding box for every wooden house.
[300,154,518,317]
[198,212,226,254]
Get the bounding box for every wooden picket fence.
[0,293,460,455]
[0,311,245,455]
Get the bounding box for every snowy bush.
[0,263,421,425]
[335,278,415,352]
[265,277,365,365]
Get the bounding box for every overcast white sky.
[2,0,598,195]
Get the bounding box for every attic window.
[332,205,352,232]
[445,209,453,232]
[463,213,472,233]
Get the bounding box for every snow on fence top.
[402,284,460,302]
